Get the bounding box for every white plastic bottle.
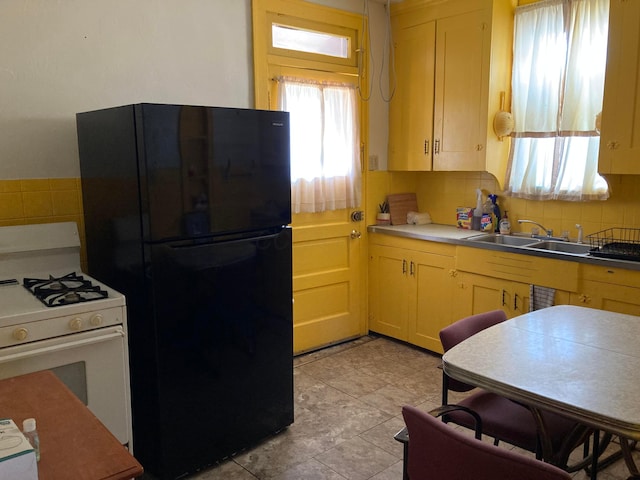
[499,210,511,235]
[22,418,40,461]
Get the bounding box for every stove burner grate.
[23,273,109,307]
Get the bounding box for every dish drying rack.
[587,228,640,262]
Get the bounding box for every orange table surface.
[0,370,142,480]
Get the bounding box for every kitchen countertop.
[368,223,640,271]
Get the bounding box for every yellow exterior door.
[292,210,365,353]
[252,0,368,354]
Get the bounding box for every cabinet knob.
[579,294,591,304]
[476,144,484,151]
[350,230,362,239]
[607,141,620,150]
[448,269,457,277]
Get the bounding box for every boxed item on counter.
[456,207,473,229]
[0,419,38,480]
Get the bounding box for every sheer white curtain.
[505,0,609,201]
[277,77,361,213]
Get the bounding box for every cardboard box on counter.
[0,419,38,480]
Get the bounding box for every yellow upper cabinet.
[433,9,488,171]
[388,21,436,171]
[388,0,515,183]
[598,0,640,174]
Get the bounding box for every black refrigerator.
[76,104,293,480]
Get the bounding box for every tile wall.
[368,171,640,243]
[0,178,86,267]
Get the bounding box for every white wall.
[0,0,389,179]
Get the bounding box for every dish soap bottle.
[499,210,511,235]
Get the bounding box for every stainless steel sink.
[466,234,539,247]
[526,241,592,255]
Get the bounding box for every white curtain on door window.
[505,0,609,201]
[277,77,361,213]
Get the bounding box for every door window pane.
[272,24,349,59]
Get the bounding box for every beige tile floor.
[148,335,639,480]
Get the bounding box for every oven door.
[0,325,131,447]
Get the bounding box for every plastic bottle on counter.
[499,210,511,235]
[22,418,40,461]
[488,194,501,232]
[481,195,494,232]
[472,189,483,230]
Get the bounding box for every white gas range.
[0,222,132,450]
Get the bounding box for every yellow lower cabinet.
[369,239,456,353]
[456,271,574,318]
[454,272,528,318]
[454,246,575,318]
[409,249,456,352]
[572,265,640,315]
[369,244,410,340]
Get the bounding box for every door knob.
[350,230,362,239]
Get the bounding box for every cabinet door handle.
[434,139,440,155]
[402,259,407,274]
[410,261,415,276]
[514,293,520,311]
[424,140,429,155]
[501,289,506,306]
[579,294,591,304]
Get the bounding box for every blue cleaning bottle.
[488,194,501,232]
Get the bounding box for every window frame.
[252,0,366,109]
[267,13,358,67]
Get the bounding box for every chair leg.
[394,427,410,480]
[621,436,640,478]
[402,441,409,480]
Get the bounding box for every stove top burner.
[23,273,109,307]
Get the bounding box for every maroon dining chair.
[401,404,572,480]
[438,309,595,471]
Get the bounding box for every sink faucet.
[518,219,554,238]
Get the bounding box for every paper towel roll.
[407,211,432,225]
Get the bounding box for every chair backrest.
[439,309,507,393]
[402,405,572,480]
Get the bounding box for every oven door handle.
[0,327,125,364]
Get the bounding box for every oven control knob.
[69,318,83,331]
[90,314,104,327]
[13,328,28,341]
